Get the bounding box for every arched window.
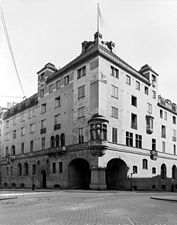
[32,164,36,175]
[142,159,148,169]
[50,136,55,148]
[161,164,167,179]
[172,165,176,180]
[61,133,65,147]
[56,135,59,147]
[11,145,15,156]
[24,162,29,176]
[18,163,22,176]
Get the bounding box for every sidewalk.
[151,195,177,202]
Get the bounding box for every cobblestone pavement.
[0,190,177,225]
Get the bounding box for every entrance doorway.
[68,158,91,189]
[106,158,129,190]
[41,170,47,188]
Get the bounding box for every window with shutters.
[112,128,118,143]
[78,85,85,99]
[111,85,118,99]
[111,107,118,119]
[78,107,85,118]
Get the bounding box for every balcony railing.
[47,146,66,156]
[88,139,108,149]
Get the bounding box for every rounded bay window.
[88,114,109,156]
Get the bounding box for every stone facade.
[0,32,177,191]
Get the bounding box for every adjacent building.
[0,32,177,191]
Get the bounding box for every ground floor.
[0,145,177,191]
[1,190,177,225]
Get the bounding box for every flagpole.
[97,3,99,33]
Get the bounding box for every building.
[0,32,177,191]
[0,107,8,158]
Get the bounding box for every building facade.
[0,32,177,191]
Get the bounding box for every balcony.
[150,150,158,160]
[88,140,108,156]
[40,128,46,134]
[54,124,61,130]
[47,146,66,157]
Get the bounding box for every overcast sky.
[0,0,177,108]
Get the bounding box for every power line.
[1,8,26,99]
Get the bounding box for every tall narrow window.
[55,97,60,108]
[126,75,131,85]
[21,127,25,136]
[78,128,84,143]
[13,130,17,138]
[78,107,85,118]
[131,114,137,129]
[77,66,86,79]
[147,103,152,114]
[21,143,24,154]
[40,89,44,98]
[112,128,118,143]
[152,90,156,99]
[52,162,56,173]
[152,139,156,151]
[111,66,119,78]
[59,162,63,173]
[78,85,85,99]
[144,86,148,95]
[164,111,167,120]
[174,145,176,155]
[160,109,163,119]
[142,159,148,169]
[135,134,142,148]
[162,141,165,153]
[41,103,46,113]
[64,75,69,85]
[131,96,137,107]
[126,132,133,147]
[161,125,166,138]
[172,129,176,141]
[50,136,55,148]
[41,137,45,150]
[136,81,140,90]
[173,116,176,124]
[30,140,34,152]
[111,85,118,99]
[161,164,167,179]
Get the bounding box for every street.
[0,190,177,225]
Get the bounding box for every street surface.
[0,190,177,225]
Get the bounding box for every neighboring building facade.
[0,32,177,191]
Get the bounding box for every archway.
[106,158,129,190]
[41,170,47,188]
[68,158,91,189]
[161,164,167,179]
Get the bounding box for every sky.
[0,0,177,108]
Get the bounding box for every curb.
[151,196,177,202]
[0,197,17,201]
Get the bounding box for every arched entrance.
[106,158,129,190]
[41,170,47,188]
[68,158,91,189]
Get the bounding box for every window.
[90,124,107,141]
[126,132,133,147]
[61,133,65,147]
[64,75,69,85]
[161,125,166,138]
[24,163,29,176]
[30,123,35,133]
[161,164,167,179]
[78,85,85,99]
[131,96,137,107]
[111,85,118,99]
[144,86,148,95]
[172,129,176,141]
[78,128,84,143]
[21,112,25,122]
[135,134,142,148]
[52,162,56,173]
[152,139,156,151]
[152,90,156,99]
[78,107,85,118]
[152,167,156,174]
[21,127,25,136]
[30,140,34,152]
[126,75,131,85]
[54,114,60,125]
[77,66,86,79]
[142,159,148,169]
[49,84,53,93]
[173,116,176,124]
[174,145,176,155]
[32,164,36,175]
[55,97,60,108]
[131,114,137,129]
[162,141,165,153]
[111,106,118,119]
[18,163,22,176]
[56,80,61,89]
[41,137,45,150]
[164,111,167,120]
[41,119,46,129]
[152,75,156,83]
[21,143,24,154]
[111,66,119,78]
[5,147,9,157]
[147,103,152,114]
[40,89,44,98]
[160,110,163,119]
[136,81,140,90]
[41,103,46,113]
[112,128,118,143]
[133,166,137,174]
[172,165,176,180]
[11,145,15,156]
[59,162,63,173]
[55,135,60,147]
[50,136,55,148]
[13,130,17,139]
[6,120,9,127]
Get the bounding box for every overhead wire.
[1,8,26,99]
